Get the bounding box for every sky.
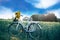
[0,0,60,19]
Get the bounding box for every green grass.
[39,22,60,40]
[0,20,60,40]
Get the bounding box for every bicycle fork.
[16,23,19,31]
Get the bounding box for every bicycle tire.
[28,23,42,40]
[8,22,24,36]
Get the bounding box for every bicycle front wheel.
[8,22,23,36]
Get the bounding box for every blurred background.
[0,0,60,40]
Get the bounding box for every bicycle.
[8,20,42,40]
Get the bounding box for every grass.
[0,20,60,40]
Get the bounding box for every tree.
[31,13,57,21]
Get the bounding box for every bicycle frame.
[8,20,42,40]
[10,20,42,32]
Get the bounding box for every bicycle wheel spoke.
[28,23,42,40]
[8,23,23,36]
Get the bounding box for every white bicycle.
[8,20,42,40]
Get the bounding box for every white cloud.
[47,9,60,18]
[0,6,31,20]
[25,0,60,9]
[0,6,15,19]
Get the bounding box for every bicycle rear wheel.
[28,23,42,40]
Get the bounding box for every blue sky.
[0,0,60,19]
